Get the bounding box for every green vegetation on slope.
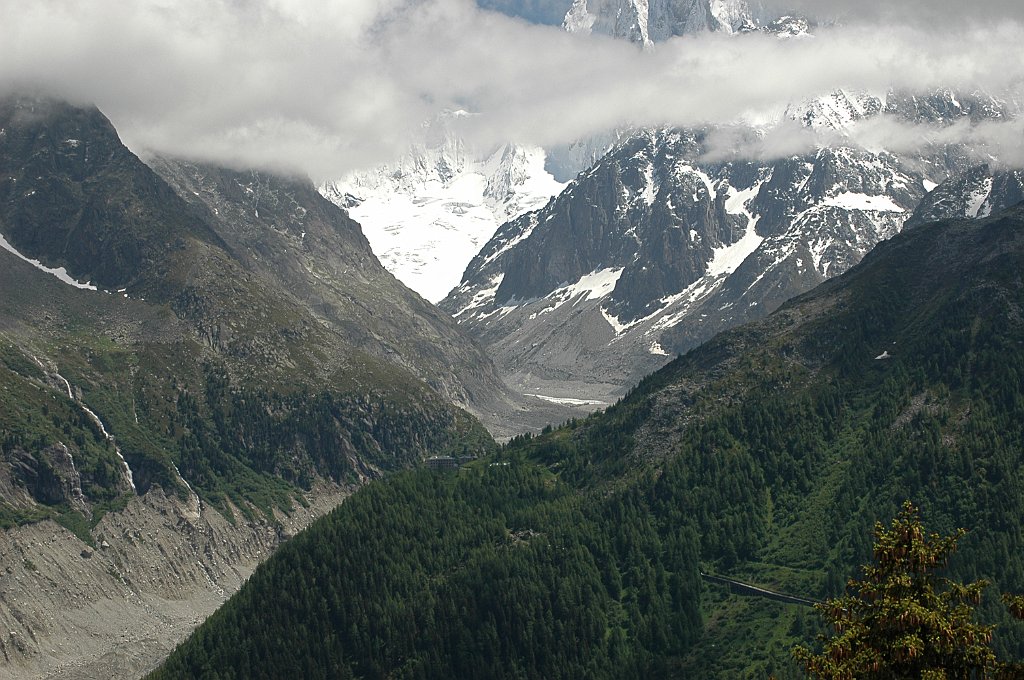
[796,503,1006,679]
[152,205,1024,678]
[0,329,491,527]
[151,459,702,679]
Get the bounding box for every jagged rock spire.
[563,0,754,44]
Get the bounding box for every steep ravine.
[0,483,349,679]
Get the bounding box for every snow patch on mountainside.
[683,164,718,201]
[453,273,505,318]
[521,267,625,320]
[967,177,994,218]
[524,393,608,406]
[600,306,631,334]
[561,267,624,302]
[649,341,670,356]
[0,232,98,290]
[724,182,760,216]
[823,192,904,212]
[706,223,763,277]
[641,161,657,206]
[709,180,765,277]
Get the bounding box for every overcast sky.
[1,0,1022,179]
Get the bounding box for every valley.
[2,0,1024,677]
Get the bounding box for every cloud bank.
[759,0,1024,26]
[699,116,1024,169]
[1,0,1022,179]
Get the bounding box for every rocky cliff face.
[149,157,518,421]
[906,164,1024,228]
[0,98,224,294]
[441,90,1015,406]
[563,0,755,43]
[0,96,519,431]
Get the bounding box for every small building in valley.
[426,456,460,471]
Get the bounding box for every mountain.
[906,163,1024,228]
[151,204,1024,678]
[440,90,1015,408]
[561,0,816,44]
[563,0,755,43]
[0,95,514,678]
[0,98,227,293]
[320,116,565,303]
[145,156,521,421]
[318,1,766,306]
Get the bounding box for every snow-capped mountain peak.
[320,132,565,303]
[438,115,946,403]
[563,0,754,44]
[763,15,811,38]
[786,90,884,130]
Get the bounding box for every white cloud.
[759,0,1024,26]
[699,116,1024,170]
[846,116,1024,168]
[1,0,1022,179]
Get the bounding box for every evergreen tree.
[794,502,1000,679]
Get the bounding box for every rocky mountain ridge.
[906,163,1024,228]
[147,156,520,420]
[563,0,756,43]
[440,89,1019,405]
[1,96,519,422]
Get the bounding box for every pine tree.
[794,502,999,679]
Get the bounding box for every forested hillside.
[151,461,703,679]
[153,204,1024,678]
